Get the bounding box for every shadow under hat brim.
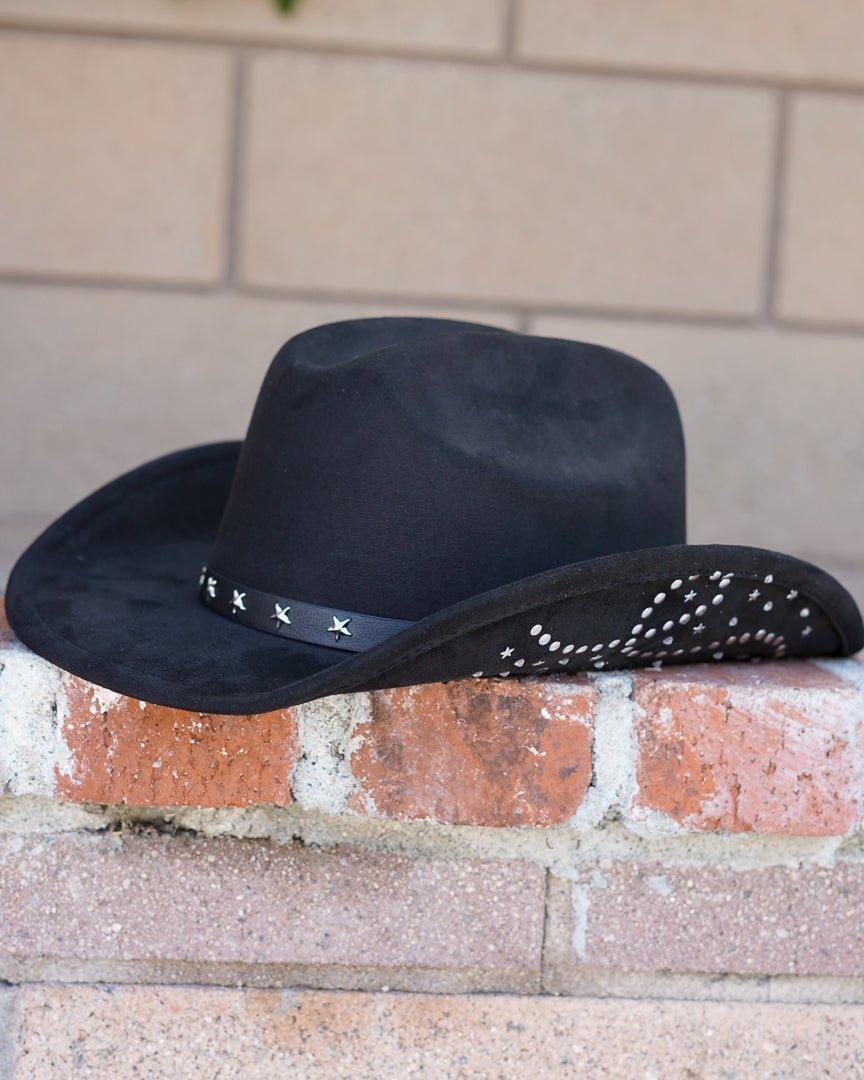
[6,442,863,715]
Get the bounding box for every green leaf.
[275,0,299,11]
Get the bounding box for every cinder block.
[241,52,774,316]
[0,833,545,993]
[15,985,864,1078]
[0,34,231,283]
[545,859,864,988]
[778,93,864,326]
[349,678,595,826]
[529,316,864,568]
[0,0,503,55]
[516,0,864,87]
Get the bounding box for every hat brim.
[7,442,863,714]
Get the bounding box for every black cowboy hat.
[6,317,862,714]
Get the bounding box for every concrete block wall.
[0,0,862,612]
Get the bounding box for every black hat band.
[198,566,414,652]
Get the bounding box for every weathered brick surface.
[56,676,301,808]
[631,662,864,834]
[545,860,864,987]
[0,0,503,55]
[241,53,773,315]
[516,0,864,87]
[0,34,230,283]
[779,93,864,326]
[349,679,594,826]
[0,833,544,992]
[14,985,864,1079]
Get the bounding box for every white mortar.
[289,692,370,814]
[0,641,71,796]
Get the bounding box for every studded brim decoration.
[197,565,413,651]
[5,443,863,715]
[468,569,818,680]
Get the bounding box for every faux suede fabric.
[6,317,863,714]
[210,322,685,620]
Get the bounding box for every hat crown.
[209,318,685,620]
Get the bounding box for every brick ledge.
[2,603,862,835]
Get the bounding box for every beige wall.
[0,1,862,606]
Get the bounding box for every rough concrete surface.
[544,861,864,986]
[0,987,18,1080]
[11,985,864,1079]
[0,832,545,993]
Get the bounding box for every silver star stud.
[500,646,514,659]
[271,603,291,627]
[327,616,352,641]
[231,589,246,612]
[802,625,812,637]
[693,623,706,635]
[748,589,761,602]
[206,576,217,599]
[199,566,207,587]
[684,590,697,602]
[786,590,798,600]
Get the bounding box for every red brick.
[56,676,300,808]
[0,833,545,993]
[545,860,864,984]
[351,678,594,826]
[632,661,864,834]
